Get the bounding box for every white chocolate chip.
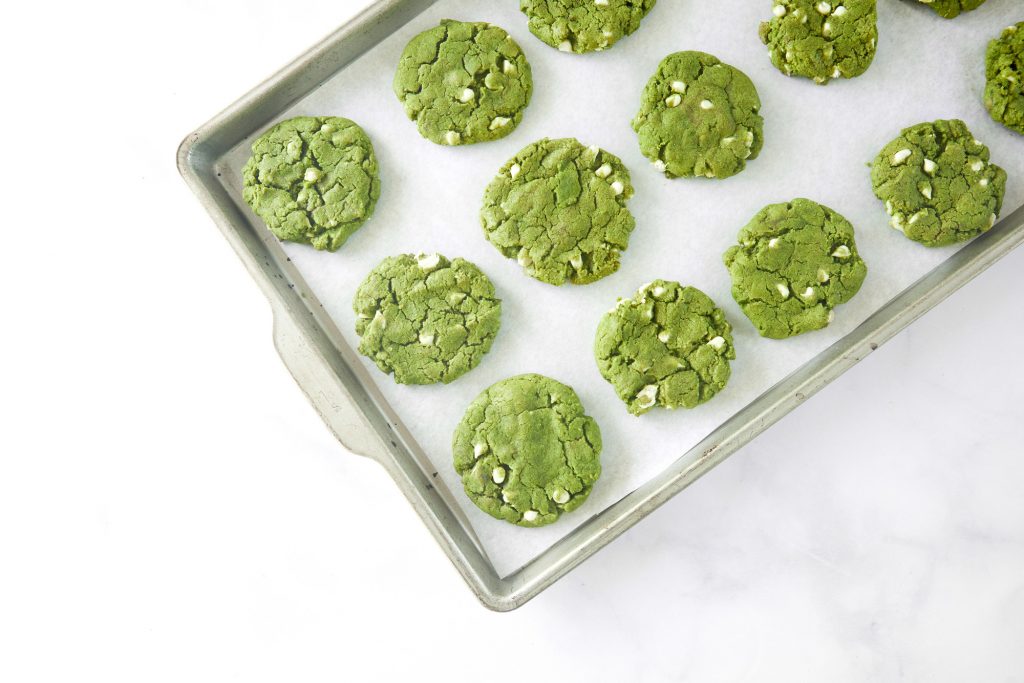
[303,167,321,182]
[501,490,511,503]
[671,80,687,93]
[776,283,790,299]
[822,22,832,36]
[832,67,841,79]
[890,214,905,232]
[832,5,847,16]
[595,0,609,5]
[989,213,997,227]
[658,330,671,343]
[558,40,572,52]
[817,2,831,15]
[522,510,539,522]
[570,254,583,270]
[768,237,780,249]
[552,488,570,505]
[503,59,516,75]
[832,245,851,259]
[801,287,815,299]
[491,467,506,484]
[444,131,461,145]
[923,158,937,175]
[595,163,613,178]
[665,93,682,108]
[473,443,487,458]
[509,163,521,179]
[489,116,510,130]
[920,183,933,200]
[980,178,989,187]
[652,285,666,297]
[700,99,714,110]
[891,149,912,165]
[517,248,532,267]
[827,309,836,323]
[817,269,830,283]
[908,210,926,225]
[416,253,441,270]
[972,160,985,172]
[708,336,726,351]
[459,88,475,103]
[653,159,667,173]
[773,4,786,17]
[636,385,659,409]
[418,332,434,345]
[611,180,624,195]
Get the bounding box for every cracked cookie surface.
[519,0,656,54]
[353,253,501,385]
[393,19,532,146]
[242,116,379,252]
[453,374,602,527]
[632,51,764,179]
[870,120,1007,247]
[724,199,867,339]
[912,0,985,19]
[595,281,735,415]
[985,23,1024,135]
[481,137,636,285]
[759,0,878,85]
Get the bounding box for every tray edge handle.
[271,305,388,464]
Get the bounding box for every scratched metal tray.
[178,0,1024,610]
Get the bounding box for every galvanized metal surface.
[178,0,1024,610]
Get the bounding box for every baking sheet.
[218,0,1024,576]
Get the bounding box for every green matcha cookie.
[632,51,764,179]
[912,0,986,19]
[353,253,501,384]
[870,120,1007,247]
[453,374,602,527]
[595,281,735,415]
[759,0,878,85]
[393,19,533,146]
[723,199,867,339]
[481,138,636,285]
[985,23,1024,135]
[242,116,379,251]
[519,0,657,54]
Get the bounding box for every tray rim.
[177,0,1024,611]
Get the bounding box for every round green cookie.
[595,281,735,416]
[759,0,878,85]
[242,116,379,252]
[481,138,636,285]
[353,253,501,385]
[870,120,1007,247]
[913,0,986,19]
[723,199,868,339]
[632,51,764,179]
[452,374,602,528]
[985,23,1024,135]
[393,19,533,146]
[519,0,657,54]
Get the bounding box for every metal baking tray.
[178,0,1024,610]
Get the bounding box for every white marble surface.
[2,0,1023,681]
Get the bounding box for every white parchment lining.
[218,0,1023,576]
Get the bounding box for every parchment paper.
[219,0,1024,577]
